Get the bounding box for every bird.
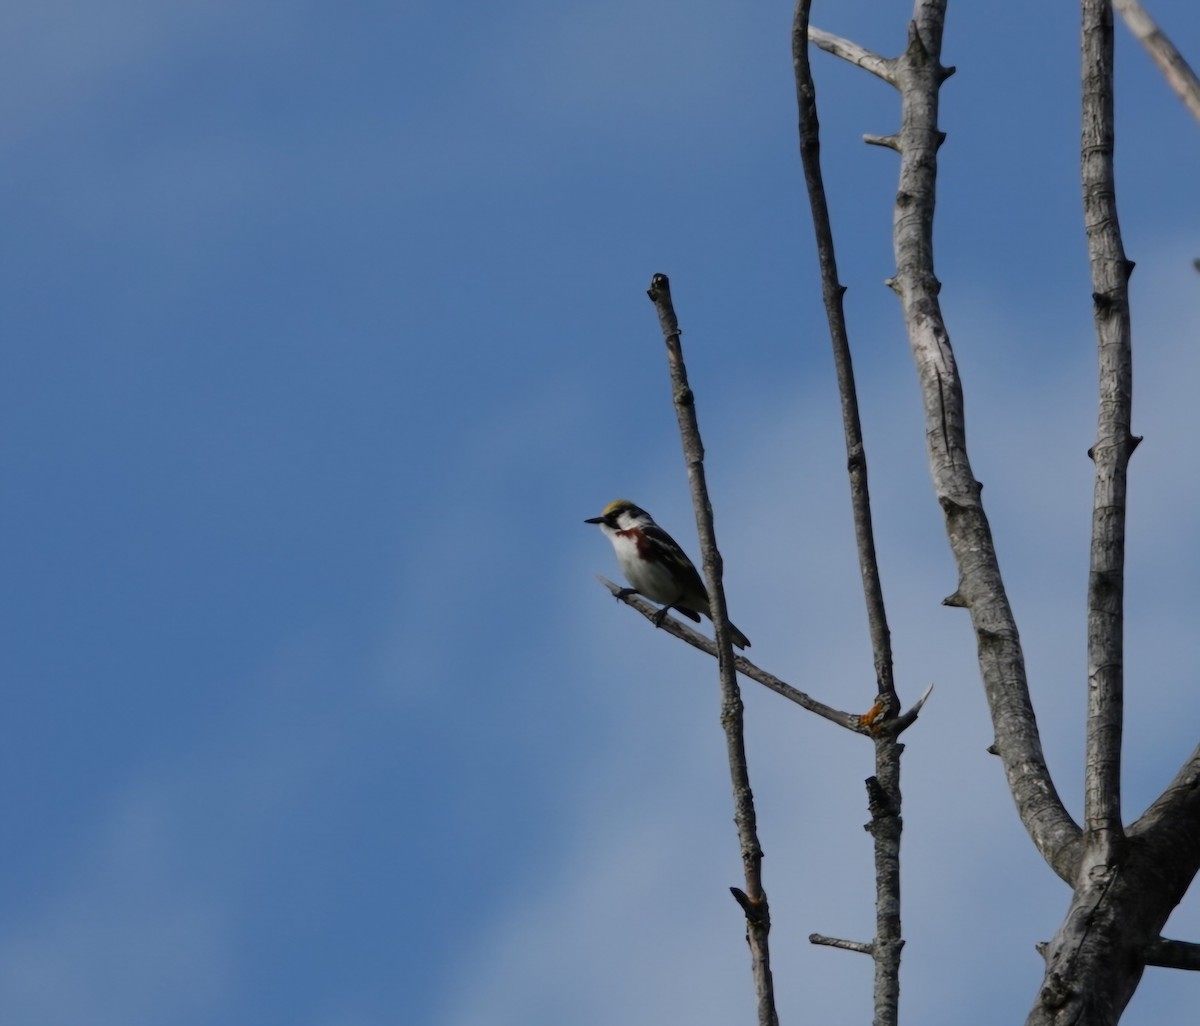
[585,498,750,649]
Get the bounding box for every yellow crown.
[602,498,638,516]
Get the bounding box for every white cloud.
[0,784,233,1026]
[1,0,239,138]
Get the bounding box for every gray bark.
[793,3,905,1024]
[1022,7,1195,1022]
[877,1,1084,882]
[646,274,780,1026]
[1113,0,1200,122]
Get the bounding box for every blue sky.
[3,2,1199,1024]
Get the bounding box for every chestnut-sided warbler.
[586,498,751,649]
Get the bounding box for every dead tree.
[795,2,1200,1024]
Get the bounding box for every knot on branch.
[1091,289,1129,313]
[646,273,670,301]
[901,24,951,80]
[1039,971,1071,1010]
[1087,433,1141,461]
[741,841,765,863]
[904,20,930,61]
[1089,567,1121,599]
[976,623,1015,643]
[730,886,770,926]
[937,487,980,515]
[865,775,895,818]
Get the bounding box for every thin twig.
[793,5,906,1023]
[794,3,899,729]
[1113,0,1200,122]
[1081,0,1134,861]
[863,133,902,150]
[599,576,934,737]
[597,576,861,730]
[808,26,897,84]
[1145,936,1200,971]
[810,933,874,955]
[645,273,779,1026]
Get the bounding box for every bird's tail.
[726,622,751,650]
[702,610,750,649]
[685,602,751,649]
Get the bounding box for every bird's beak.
[584,515,604,524]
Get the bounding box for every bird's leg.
[652,592,690,628]
[615,587,638,601]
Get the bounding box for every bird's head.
[585,498,652,532]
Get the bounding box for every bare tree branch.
[787,4,1199,1024]
[882,683,934,735]
[1130,741,1200,856]
[1024,9,1195,1024]
[863,133,902,150]
[794,4,899,732]
[1082,0,1137,861]
[1145,936,1200,971]
[883,2,1082,882]
[1042,933,1200,971]
[793,5,907,1023]
[645,273,778,1026]
[596,578,934,737]
[1113,0,1200,122]
[808,26,897,84]
[810,933,874,955]
[596,575,861,729]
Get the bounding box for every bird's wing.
[641,522,709,600]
